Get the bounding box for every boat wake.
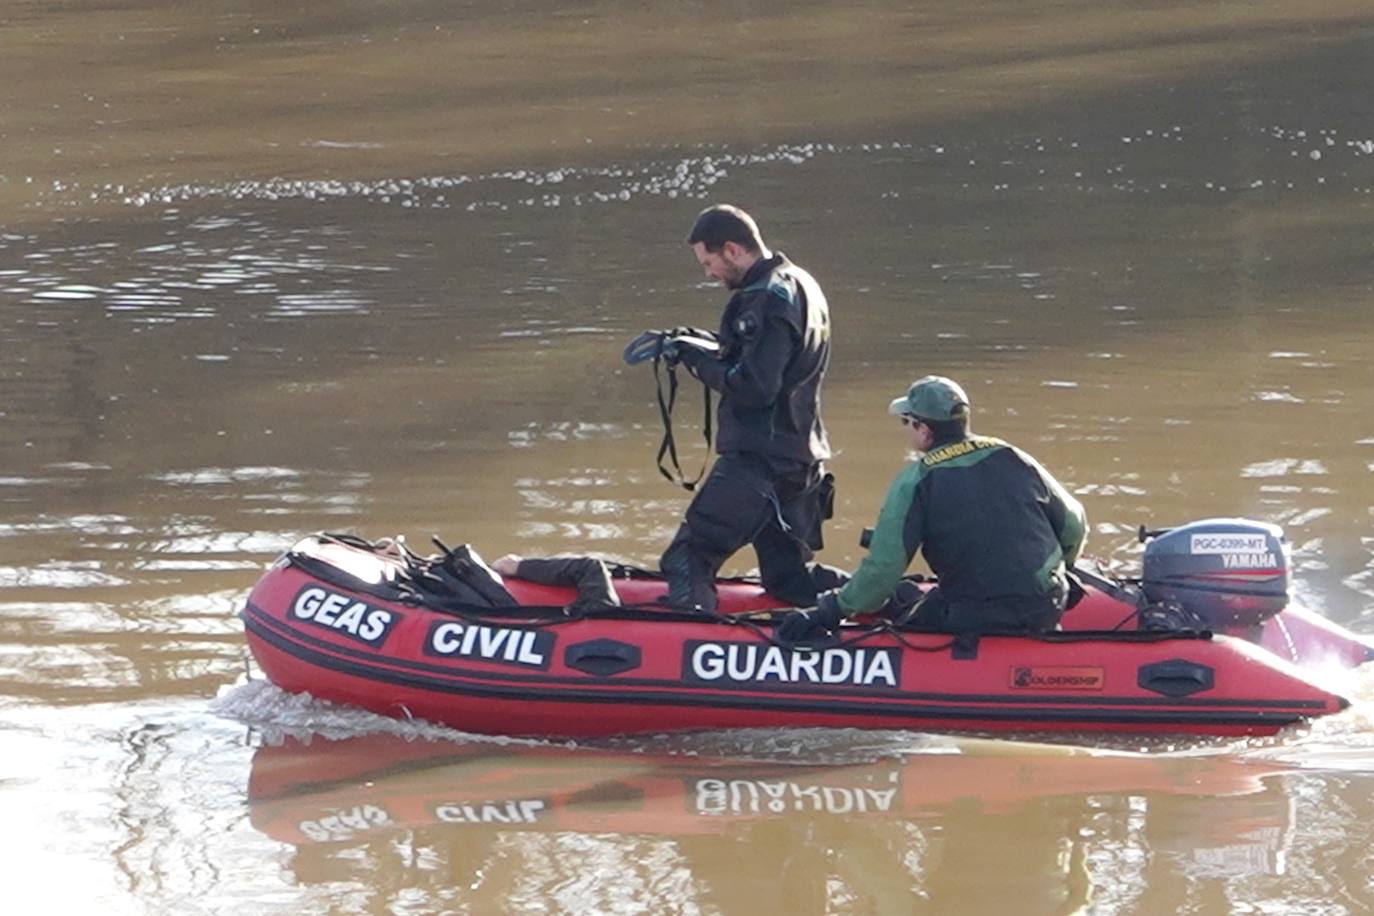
[210,678,551,749]
[214,675,1374,768]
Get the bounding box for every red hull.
[242,562,1352,738]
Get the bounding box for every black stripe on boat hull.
[243,602,1329,710]
[242,609,1321,728]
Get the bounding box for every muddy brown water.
[2,1,1374,913]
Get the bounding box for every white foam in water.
[149,466,302,485]
[32,288,100,300]
[212,680,1106,762]
[213,676,1374,764]
[210,679,550,747]
[595,727,981,765]
[1234,664,1374,771]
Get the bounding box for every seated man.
[779,375,1087,641]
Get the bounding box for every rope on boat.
[286,536,1213,651]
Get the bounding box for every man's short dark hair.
[922,415,970,444]
[687,205,764,253]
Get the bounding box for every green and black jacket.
[836,436,1087,615]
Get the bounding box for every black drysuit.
[662,253,833,610]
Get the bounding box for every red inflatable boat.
[240,527,1367,738]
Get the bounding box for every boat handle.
[1137,659,1215,697]
[565,639,642,677]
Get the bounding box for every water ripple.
[3,217,394,324]
[28,119,1372,217]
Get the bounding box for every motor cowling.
[1141,518,1290,628]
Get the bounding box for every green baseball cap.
[887,375,970,421]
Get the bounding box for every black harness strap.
[652,356,713,491]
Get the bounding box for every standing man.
[656,204,833,611]
[779,375,1087,641]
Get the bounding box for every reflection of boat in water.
[247,732,1291,849]
[240,526,1366,737]
[246,730,1302,913]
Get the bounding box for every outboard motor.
[1140,518,1290,628]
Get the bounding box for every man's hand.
[673,340,704,370]
[777,591,845,643]
[491,554,522,577]
[673,339,722,383]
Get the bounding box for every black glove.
[673,340,706,370]
[1064,568,1086,610]
[777,591,845,644]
